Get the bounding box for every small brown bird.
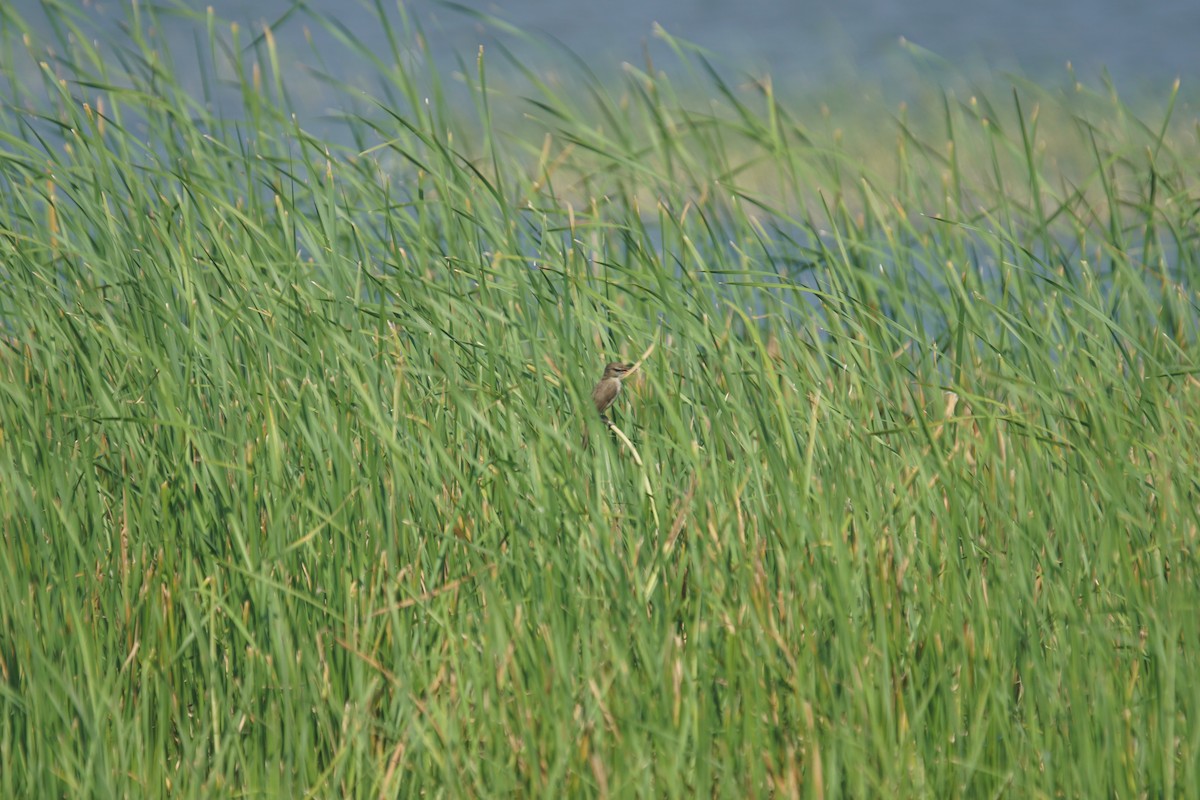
[592,361,632,418]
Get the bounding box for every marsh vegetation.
[1,3,1198,796]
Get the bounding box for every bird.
[591,361,632,419]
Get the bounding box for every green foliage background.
[1,2,1198,796]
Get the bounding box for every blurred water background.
[4,0,1196,110]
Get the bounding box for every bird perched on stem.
[592,361,632,420]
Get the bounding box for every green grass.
[2,2,1199,797]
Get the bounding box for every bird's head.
[603,362,633,379]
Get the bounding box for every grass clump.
[1,2,1198,797]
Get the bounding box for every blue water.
[5,0,1196,96]
[2,2,1193,347]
